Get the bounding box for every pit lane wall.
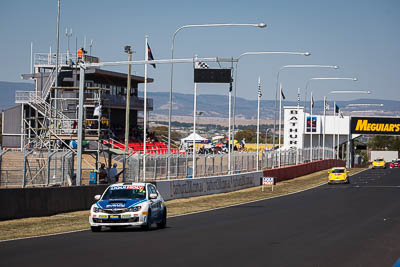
[262,159,345,183]
[154,171,264,201]
[0,159,343,220]
[154,159,344,200]
[0,185,108,221]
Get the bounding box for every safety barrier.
[263,159,345,183]
[0,159,343,221]
[0,185,108,221]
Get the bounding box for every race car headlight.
[93,207,104,213]
[128,206,142,212]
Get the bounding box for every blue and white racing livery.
[89,182,167,232]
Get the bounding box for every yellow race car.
[328,167,350,184]
[372,158,386,169]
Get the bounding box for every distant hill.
[0,81,398,118]
[146,92,400,119]
[0,81,34,110]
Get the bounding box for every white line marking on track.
[1,168,370,243]
[0,229,88,243]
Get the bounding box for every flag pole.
[310,91,313,162]
[337,110,340,160]
[143,35,149,182]
[228,81,232,174]
[278,83,282,168]
[296,88,300,165]
[333,100,336,158]
[193,55,198,178]
[256,77,261,171]
[323,96,326,160]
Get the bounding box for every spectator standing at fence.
[108,163,119,184]
[241,138,246,150]
[98,163,108,184]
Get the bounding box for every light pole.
[233,53,311,170]
[167,22,266,179]
[329,90,371,168]
[123,45,133,182]
[304,77,357,162]
[65,28,72,61]
[272,65,338,153]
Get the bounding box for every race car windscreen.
[331,169,345,173]
[102,186,146,200]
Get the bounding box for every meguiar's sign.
[350,117,400,135]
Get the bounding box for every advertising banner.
[350,117,400,135]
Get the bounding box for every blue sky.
[1,0,399,102]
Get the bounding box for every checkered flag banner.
[324,99,330,110]
[195,61,210,69]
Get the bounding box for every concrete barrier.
[0,159,343,221]
[154,171,264,201]
[263,159,345,183]
[0,185,108,221]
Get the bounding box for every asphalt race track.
[2,168,400,267]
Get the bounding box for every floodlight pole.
[272,64,338,156]
[76,65,85,185]
[168,23,266,179]
[123,46,133,182]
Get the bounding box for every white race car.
[89,182,167,232]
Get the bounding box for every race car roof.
[109,182,147,188]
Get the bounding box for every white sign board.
[262,177,275,191]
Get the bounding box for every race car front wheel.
[141,210,152,231]
[91,226,101,232]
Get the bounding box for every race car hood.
[96,199,146,209]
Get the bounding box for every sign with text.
[350,117,400,135]
[262,177,275,185]
[262,177,275,192]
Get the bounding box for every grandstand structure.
[1,52,155,187]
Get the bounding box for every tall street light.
[272,65,339,150]
[304,77,358,162]
[232,52,311,171]
[167,22,266,179]
[123,45,133,182]
[329,90,371,167]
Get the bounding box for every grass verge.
[0,168,365,241]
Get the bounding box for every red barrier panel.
[263,159,345,183]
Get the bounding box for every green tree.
[150,126,182,142]
[235,129,257,143]
[368,136,400,152]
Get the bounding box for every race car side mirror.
[149,193,158,199]
[94,195,101,201]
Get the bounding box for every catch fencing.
[126,147,336,182]
[0,146,336,187]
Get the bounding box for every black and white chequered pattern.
[195,61,210,69]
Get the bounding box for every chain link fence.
[0,146,336,187]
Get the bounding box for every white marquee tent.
[181,133,209,144]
